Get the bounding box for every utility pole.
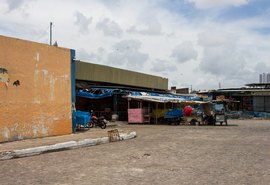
[50,22,52,45]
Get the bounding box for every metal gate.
[253,96,270,112]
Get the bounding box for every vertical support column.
[128,99,130,109]
[241,96,243,111]
[127,99,130,124]
[155,103,158,124]
[264,96,266,112]
[148,102,150,115]
[113,93,117,113]
[70,49,76,133]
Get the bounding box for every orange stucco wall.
[0,35,72,142]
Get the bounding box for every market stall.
[124,92,200,124]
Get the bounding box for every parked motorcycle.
[88,115,107,129]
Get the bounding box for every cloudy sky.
[1,0,270,90]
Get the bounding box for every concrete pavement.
[0,121,136,160]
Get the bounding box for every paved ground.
[0,122,128,152]
[0,119,270,185]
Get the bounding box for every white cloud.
[74,11,93,34]
[96,18,123,38]
[5,0,25,12]
[198,31,236,48]
[171,41,198,63]
[1,0,269,90]
[77,48,92,61]
[198,31,247,80]
[77,47,107,64]
[151,59,177,73]
[127,19,162,35]
[186,0,249,9]
[196,25,270,88]
[107,39,149,70]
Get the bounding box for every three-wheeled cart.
[213,102,227,126]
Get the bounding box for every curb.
[0,131,136,161]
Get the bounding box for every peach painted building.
[0,35,76,143]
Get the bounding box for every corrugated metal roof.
[76,61,168,90]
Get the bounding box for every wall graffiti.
[0,67,10,87]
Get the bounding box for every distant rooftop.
[245,83,270,89]
[196,83,270,94]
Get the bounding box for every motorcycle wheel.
[100,121,106,129]
[88,122,94,128]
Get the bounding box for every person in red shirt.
[184,106,193,116]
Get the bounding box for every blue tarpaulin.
[77,90,114,99]
[76,88,201,102]
[128,91,200,101]
[76,88,120,99]
[165,108,183,118]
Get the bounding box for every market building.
[74,61,201,124]
[197,83,270,117]
[75,61,169,121]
